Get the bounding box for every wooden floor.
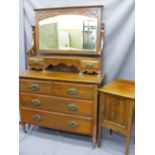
[19,125,135,155]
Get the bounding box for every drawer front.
[28,57,44,66]
[20,93,93,116]
[21,108,92,135]
[81,61,99,70]
[19,79,52,94]
[53,82,94,100]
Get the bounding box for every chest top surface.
[98,78,135,99]
[19,71,104,84]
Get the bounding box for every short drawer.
[53,82,94,100]
[19,79,52,95]
[20,93,93,116]
[28,57,44,66]
[81,61,99,70]
[21,108,92,135]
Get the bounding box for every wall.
[19,0,135,83]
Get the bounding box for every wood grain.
[19,71,104,84]
[53,82,94,100]
[98,78,135,99]
[21,107,92,135]
[20,92,93,116]
[28,56,101,74]
[19,79,53,95]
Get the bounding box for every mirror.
[38,15,97,51]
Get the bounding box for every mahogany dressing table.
[19,5,104,146]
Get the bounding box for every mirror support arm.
[99,23,105,54]
[27,26,36,57]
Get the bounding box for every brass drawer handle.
[86,63,94,69]
[33,115,42,122]
[68,121,79,128]
[67,87,78,95]
[30,84,39,91]
[67,104,78,111]
[32,99,40,106]
[32,59,41,63]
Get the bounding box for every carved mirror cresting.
[34,6,103,55]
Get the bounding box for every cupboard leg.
[98,127,102,147]
[125,134,131,155]
[125,101,134,155]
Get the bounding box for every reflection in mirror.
[39,15,97,51]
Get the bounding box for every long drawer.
[20,93,93,116]
[21,108,92,135]
[19,79,53,95]
[53,82,94,100]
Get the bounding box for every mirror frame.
[34,5,103,56]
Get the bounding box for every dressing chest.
[19,5,104,145]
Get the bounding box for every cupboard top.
[98,78,135,99]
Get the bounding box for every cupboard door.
[101,94,132,133]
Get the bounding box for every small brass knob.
[67,104,78,111]
[30,84,39,91]
[33,115,42,122]
[67,87,78,95]
[68,121,79,128]
[86,63,94,69]
[32,99,40,106]
[32,59,41,64]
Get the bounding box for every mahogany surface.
[19,71,104,84]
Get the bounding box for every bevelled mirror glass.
[35,6,103,55]
[39,15,97,50]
